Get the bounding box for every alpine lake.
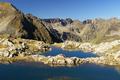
[0,47,120,80]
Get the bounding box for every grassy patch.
[0,9,6,14]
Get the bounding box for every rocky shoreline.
[0,37,50,58]
[51,40,120,66]
[1,54,120,67]
[31,54,120,66]
[0,38,120,67]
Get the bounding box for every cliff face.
[43,18,120,43]
[80,18,120,43]
[42,19,82,42]
[0,2,62,43]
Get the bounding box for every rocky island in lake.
[1,1,120,80]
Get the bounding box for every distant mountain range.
[0,2,120,43]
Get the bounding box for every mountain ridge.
[0,2,62,43]
[1,2,120,43]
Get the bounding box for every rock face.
[0,2,62,43]
[43,18,120,43]
[42,19,83,42]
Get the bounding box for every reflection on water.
[114,65,120,74]
[0,62,120,80]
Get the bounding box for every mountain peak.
[0,2,18,13]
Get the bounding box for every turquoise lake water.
[0,47,120,80]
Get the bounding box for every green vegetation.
[0,9,6,14]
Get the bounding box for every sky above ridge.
[0,0,120,20]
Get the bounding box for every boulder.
[65,58,74,65]
[113,51,120,59]
[56,59,66,65]
[0,50,9,57]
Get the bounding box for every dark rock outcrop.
[42,18,73,26]
[62,32,81,42]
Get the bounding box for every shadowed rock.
[0,2,62,43]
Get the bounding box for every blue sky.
[0,0,120,20]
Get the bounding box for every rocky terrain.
[1,2,120,44]
[60,40,120,57]
[0,36,50,57]
[1,2,120,66]
[1,37,120,66]
[42,18,120,43]
[51,40,120,66]
[31,54,120,66]
[0,2,62,43]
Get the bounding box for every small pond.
[43,46,97,58]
